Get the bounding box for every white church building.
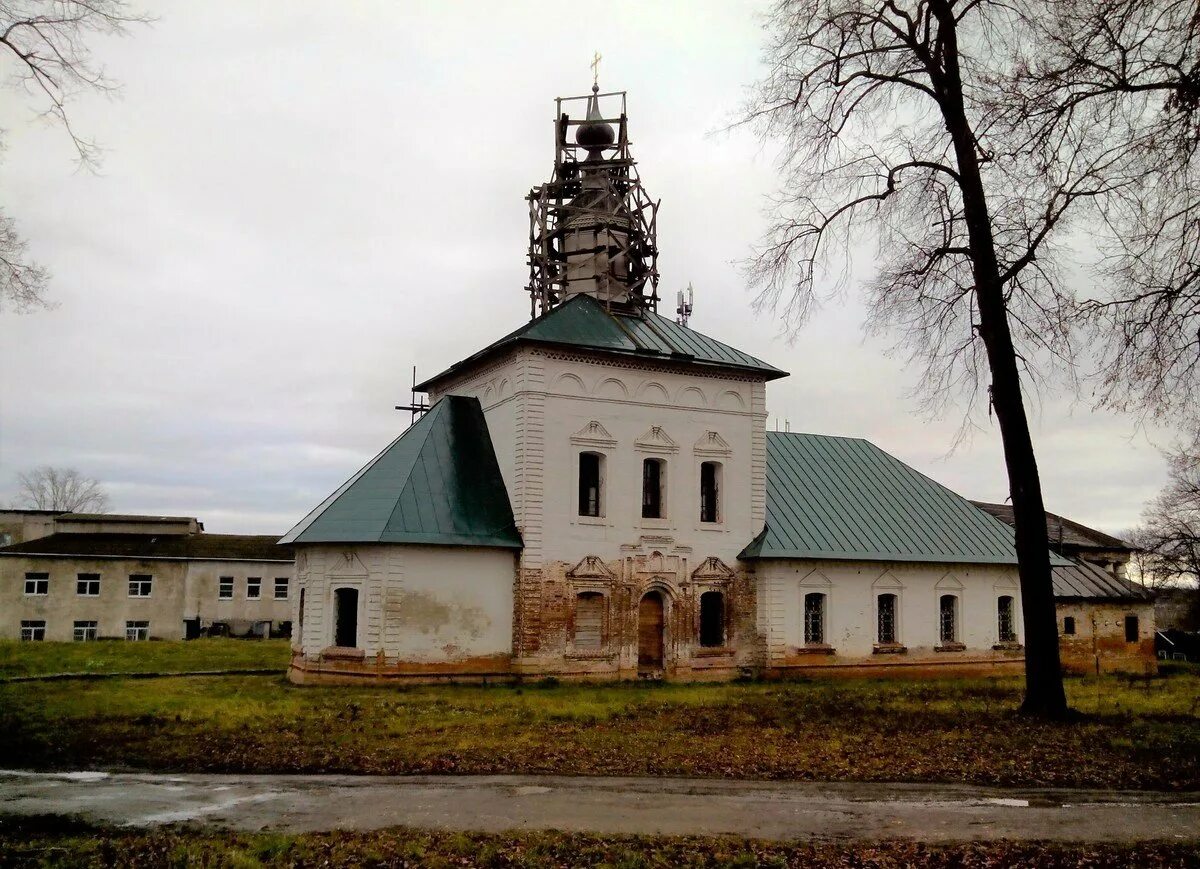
[280,85,1152,684]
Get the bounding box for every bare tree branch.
[15,465,110,512]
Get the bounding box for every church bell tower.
[526,82,660,318]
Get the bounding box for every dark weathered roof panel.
[280,396,522,549]
[1052,558,1152,600]
[971,501,1133,552]
[0,533,293,561]
[744,431,1072,565]
[417,294,786,390]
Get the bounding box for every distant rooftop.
[970,502,1132,552]
[0,532,292,562]
[1052,558,1152,601]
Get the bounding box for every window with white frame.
[125,620,149,641]
[578,452,604,517]
[247,577,262,599]
[73,620,98,642]
[24,573,48,596]
[218,577,234,599]
[803,592,826,645]
[939,594,959,644]
[274,577,290,600]
[76,573,100,596]
[128,575,152,597]
[997,595,1017,643]
[20,620,46,641]
[877,593,898,644]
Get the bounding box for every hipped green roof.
[741,431,1071,566]
[417,294,786,390]
[279,396,521,548]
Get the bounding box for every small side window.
[578,452,603,517]
[1124,614,1139,643]
[1062,616,1076,636]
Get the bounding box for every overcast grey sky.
[0,0,1179,536]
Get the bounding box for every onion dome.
[576,84,615,157]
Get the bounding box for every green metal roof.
[417,294,786,391]
[741,431,1072,565]
[280,396,521,548]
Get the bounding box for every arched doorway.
[334,587,359,649]
[638,591,665,669]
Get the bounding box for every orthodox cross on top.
[591,51,602,87]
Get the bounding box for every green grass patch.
[0,816,1196,868]
[1,669,1198,788]
[0,638,289,678]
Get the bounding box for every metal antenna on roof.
[394,365,430,424]
[676,283,694,327]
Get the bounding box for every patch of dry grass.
[1,667,1198,788]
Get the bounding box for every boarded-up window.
[1125,614,1139,643]
[574,592,604,649]
[699,591,724,647]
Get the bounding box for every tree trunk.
[928,0,1069,717]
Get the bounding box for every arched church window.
[699,591,724,647]
[700,461,721,523]
[578,452,604,517]
[574,592,604,649]
[939,594,958,644]
[804,592,826,645]
[997,595,1017,643]
[877,593,897,645]
[642,458,665,519]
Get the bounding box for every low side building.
[0,521,295,642]
[974,502,1156,674]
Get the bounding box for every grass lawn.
[0,638,289,678]
[1,817,1197,868]
[0,650,1197,788]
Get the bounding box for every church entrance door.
[638,591,665,669]
[334,587,359,648]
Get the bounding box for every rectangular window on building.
[128,575,152,597]
[125,620,149,641]
[20,620,46,641]
[997,595,1017,643]
[247,577,262,599]
[700,591,725,647]
[218,577,234,600]
[803,592,826,645]
[574,592,604,649]
[578,452,603,517]
[1063,616,1076,635]
[73,620,98,642]
[1125,614,1139,643]
[24,573,48,596]
[700,462,721,523]
[877,593,897,645]
[274,577,289,600]
[939,594,958,644]
[641,458,664,519]
[76,574,101,596]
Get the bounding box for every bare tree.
[1000,0,1200,431]
[0,1,150,312]
[16,465,110,512]
[1135,441,1200,589]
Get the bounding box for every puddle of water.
[980,798,1030,808]
[57,772,110,782]
[513,786,553,796]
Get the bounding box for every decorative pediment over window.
[570,420,617,449]
[691,556,736,581]
[936,573,964,590]
[566,555,617,580]
[798,568,833,588]
[694,430,732,457]
[872,570,904,590]
[635,426,679,454]
[328,551,369,577]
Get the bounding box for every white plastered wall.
[294,544,514,661]
[757,559,1024,659]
